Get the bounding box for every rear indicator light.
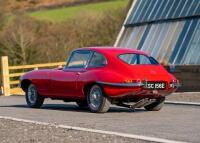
[124,80,133,83]
[124,79,142,84]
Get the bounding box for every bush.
[0,8,126,65]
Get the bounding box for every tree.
[0,15,39,65]
[0,7,126,65]
[0,0,6,29]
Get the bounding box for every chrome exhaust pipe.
[130,98,149,108]
[117,98,156,109]
[143,99,156,107]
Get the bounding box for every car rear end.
[101,50,180,100]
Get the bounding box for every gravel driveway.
[0,118,151,143]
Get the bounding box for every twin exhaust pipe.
[117,98,156,110]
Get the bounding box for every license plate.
[145,82,166,90]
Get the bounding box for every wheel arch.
[83,82,103,97]
[21,79,32,92]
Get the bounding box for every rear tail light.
[169,79,180,88]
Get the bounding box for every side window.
[88,52,107,67]
[66,51,91,68]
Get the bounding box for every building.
[115,0,200,65]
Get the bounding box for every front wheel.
[26,84,44,108]
[87,84,111,113]
[144,97,165,111]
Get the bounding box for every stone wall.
[165,65,200,92]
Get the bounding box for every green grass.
[30,0,128,22]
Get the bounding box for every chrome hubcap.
[27,86,37,104]
[89,86,102,109]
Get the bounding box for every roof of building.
[115,0,200,65]
[126,0,200,26]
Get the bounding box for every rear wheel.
[25,84,44,108]
[144,97,165,111]
[87,84,110,113]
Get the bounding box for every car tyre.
[144,97,165,111]
[76,101,88,108]
[87,84,110,113]
[26,84,44,108]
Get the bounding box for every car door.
[50,50,92,98]
[75,51,108,97]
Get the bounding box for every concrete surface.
[166,92,200,102]
[0,96,200,143]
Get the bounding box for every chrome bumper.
[96,81,144,87]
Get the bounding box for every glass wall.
[181,20,200,64]
[117,0,200,65]
[118,19,200,65]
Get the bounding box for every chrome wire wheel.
[87,84,111,113]
[27,85,37,105]
[89,85,102,110]
[26,84,44,108]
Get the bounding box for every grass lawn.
[30,0,128,22]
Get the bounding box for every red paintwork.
[20,47,178,102]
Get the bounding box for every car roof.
[77,47,148,56]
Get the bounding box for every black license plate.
[145,82,166,90]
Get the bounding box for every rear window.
[119,54,159,65]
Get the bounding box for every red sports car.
[20,47,180,113]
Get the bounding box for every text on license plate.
[145,82,166,90]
